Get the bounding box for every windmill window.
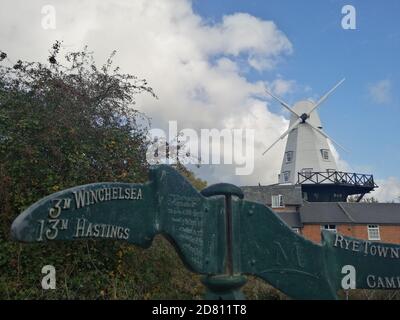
[322,225,337,233]
[283,171,290,183]
[368,225,381,241]
[321,149,329,160]
[271,195,284,208]
[285,151,293,163]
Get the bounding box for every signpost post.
[11,165,400,300]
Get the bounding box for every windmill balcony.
[297,171,377,187]
[297,171,378,202]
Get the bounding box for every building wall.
[301,224,400,244]
[301,225,322,243]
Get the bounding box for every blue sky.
[193,0,400,180]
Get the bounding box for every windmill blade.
[307,78,346,117]
[306,121,349,153]
[265,89,301,119]
[262,118,302,155]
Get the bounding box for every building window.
[368,225,381,241]
[292,228,300,234]
[285,151,293,163]
[322,224,337,233]
[283,171,290,183]
[321,149,329,161]
[271,195,284,208]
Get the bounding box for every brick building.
[242,183,400,245]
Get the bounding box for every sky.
[1,0,399,201]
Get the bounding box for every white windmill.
[262,79,375,202]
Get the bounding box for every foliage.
[338,289,400,300]
[0,42,155,226]
[173,162,207,190]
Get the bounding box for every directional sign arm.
[10,165,226,275]
[237,198,400,298]
[11,181,158,247]
[321,230,400,291]
[237,200,338,299]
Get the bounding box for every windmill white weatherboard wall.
[263,79,376,202]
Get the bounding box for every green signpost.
[11,165,400,299]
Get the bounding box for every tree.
[0,42,156,229]
[174,162,207,190]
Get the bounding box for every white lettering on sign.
[73,218,130,240]
[333,234,400,259]
[73,187,142,209]
[37,219,69,241]
[167,194,204,268]
[49,198,71,218]
[36,218,130,241]
[366,275,400,289]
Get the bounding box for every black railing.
[297,171,376,187]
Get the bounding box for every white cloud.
[368,79,392,104]
[270,78,296,96]
[205,13,293,71]
[370,177,400,203]
[0,0,294,185]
